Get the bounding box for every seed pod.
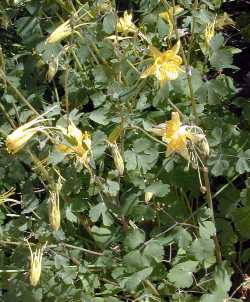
[109,142,124,176]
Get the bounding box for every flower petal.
[141,63,157,78]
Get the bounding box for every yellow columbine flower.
[117,11,137,35]
[46,20,72,44]
[159,5,184,38]
[161,112,207,161]
[56,121,91,170]
[205,20,215,47]
[6,114,50,154]
[141,41,184,86]
[27,240,47,287]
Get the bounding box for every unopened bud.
[48,182,61,231]
[108,125,123,143]
[145,191,154,203]
[200,138,210,159]
[109,142,124,176]
[46,57,58,82]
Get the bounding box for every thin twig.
[0,69,39,116]
[172,1,198,124]
[203,166,222,263]
[60,243,104,256]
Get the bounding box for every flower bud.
[49,191,61,231]
[109,142,124,176]
[145,191,154,203]
[200,138,210,159]
[46,57,58,82]
[108,125,123,144]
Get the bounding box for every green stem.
[64,65,69,123]
[203,166,222,263]
[0,101,16,129]
[60,243,103,256]
[0,69,39,116]
[172,0,199,124]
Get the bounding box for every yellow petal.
[55,144,73,154]
[82,131,91,150]
[68,122,83,145]
[166,134,189,160]
[141,63,157,78]
[158,63,180,81]
[171,40,181,55]
[149,45,162,59]
[117,11,137,34]
[159,12,171,23]
[170,5,184,16]
[165,112,182,141]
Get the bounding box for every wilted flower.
[205,20,215,47]
[56,121,91,171]
[117,11,137,35]
[48,180,62,231]
[46,20,72,44]
[215,12,235,30]
[141,41,184,86]
[159,5,184,38]
[6,113,51,154]
[27,240,47,287]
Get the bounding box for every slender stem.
[166,98,185,119]
[172,1,199,124]
[0,69,39,116]
[187,0,198,66]
[28,150,53,185]
[64,65,69,123]
[203,166,222,263]
[60,243,103,256]
[0,102,16,129]
[130,124,166,146]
